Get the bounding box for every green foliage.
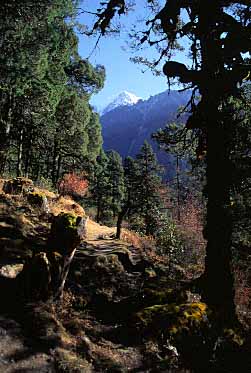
[229,86,251,257]
[49,212,83,254]
[134,302,208,336]
[153,208,183,260]
[128,141,163,235]
[91,150,125,224]
[0,0,105,184]
[27,191,46,207]
[106,150,125,217]
[91,151,109,222]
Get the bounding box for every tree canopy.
[0,0,105,184]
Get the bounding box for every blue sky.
[77,1,189,110]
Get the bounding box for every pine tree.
[135,141,162,235]
[0,0,105,183]
[92,151,109,223]
[106,150,125,219]
[116,156,139,238]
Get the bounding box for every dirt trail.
[76,220,143,264]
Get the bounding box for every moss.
[27,191,45,206]
[143,288,177,305]
[48,213,83,254]
[223,328,244,346]
[144,268,157,278]
[55,213,79,232]
[142,287,187,307]
[134,302,208,338]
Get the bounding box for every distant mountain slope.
[100,89,191,179]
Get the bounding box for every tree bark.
[203,122,236,324]
[17,128,24,177]
[176,155,181,221]
[197,1,237,324]
[96,197,101,223]
[116,205,130,239]
[52,138,59,186]
[0,90,13,174]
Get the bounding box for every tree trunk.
[52,138,58,186]
[24,135,33,178]
[197,2,237,324]
[176,155,181,221]
[116,205,129,239]
[0,91,13,174]
[96,199,101,223]
[17,128,24,177]
[203,122,236,324]
[56,154,62,185]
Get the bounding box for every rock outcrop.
[19,212,87,301]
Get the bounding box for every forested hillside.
[0,1,251,372]
[0,1,104,186]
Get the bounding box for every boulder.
[48,212,87,255]
[19,213,86,301]
[27,191,50,214]
[0,263,24,279]
[133,302,212,370]
[3,177,33,195]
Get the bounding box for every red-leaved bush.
[234,263,251,327]
[58,173,88,198]
[173,193,206,274]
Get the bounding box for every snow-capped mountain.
[100,89,191,179]
[102,91,142,115]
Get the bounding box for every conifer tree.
[116,156,139,238]
[0,0,105,183]
[92,151,109,223]
[135,141,162,235]
[106,150,125,219]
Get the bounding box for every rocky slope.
[0,177,172,372]
[0,177,247,372]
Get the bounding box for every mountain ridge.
[100,89,191,179]
[101,91,142,115]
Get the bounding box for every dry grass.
[86,220,115,240]
[33,186,56,199]
[49,195,85,217]
[120,228,145,248]
[0,178,5,193]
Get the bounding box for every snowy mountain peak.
[102,91,142,115]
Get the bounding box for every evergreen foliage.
[91,150,125,224]
[106,150,125,219]
[0,0,105,184]
[91,151,109,223]
[134,141,163,235]
[116,142,163,237]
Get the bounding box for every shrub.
[58,173,88,199]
